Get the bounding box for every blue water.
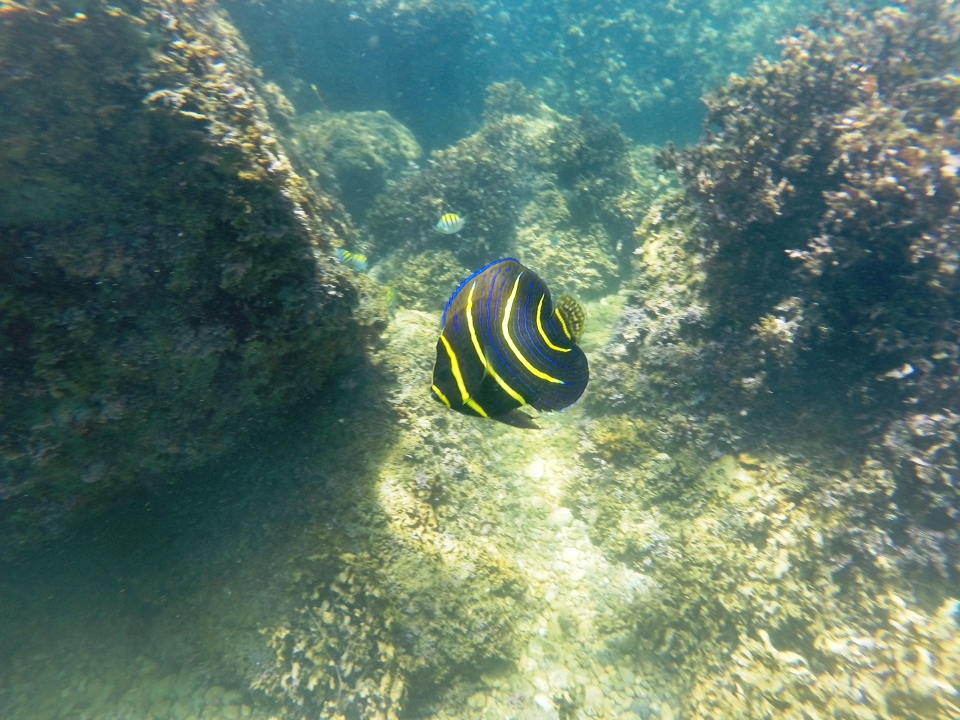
[2,0,958,718]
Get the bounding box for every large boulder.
[592,0,960,577]
[0,0,385,549]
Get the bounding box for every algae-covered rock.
[365,82,665,303]
[253,310,528,719]
[572,4,960,714]
[591,0,960,580]
[571,447,960,719]
[373,249,469,313]
[586,195,740,464]
[256,525,525,719]
[653,0,960,575]
[0,0,385,548]
[291,109,422,220]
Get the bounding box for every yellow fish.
[384,286,398,316]
[436,212,466,234]
[335,248,368,272]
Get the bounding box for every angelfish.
[431,258,588,428]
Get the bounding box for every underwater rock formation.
[290,109,422,221]
[0,0,385,548]
[580,3,960,716]
[655,0,960,572]
[366,82,665,306]
[586,196,727,458]
[571,450,960,719]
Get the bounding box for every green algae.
[656,0,960,581]
[570,442,960,719]
[253,310,535,719]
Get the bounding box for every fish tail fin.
[555,295,587,342]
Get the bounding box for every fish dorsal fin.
[554,294,586,343]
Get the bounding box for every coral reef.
[652,0,960,574]
[577,3,960,716]
[365,82,666,303]
[5,2,960,720]
[0,0,385,548]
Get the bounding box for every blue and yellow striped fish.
[431,258,588,428]
[435,212,466,234]
[335,247,369,272]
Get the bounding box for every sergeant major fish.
[335,248,369,272]
[436,212,466,234]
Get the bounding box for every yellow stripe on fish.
[466,282,527,406]
[431,383,452,407]
[501,273,564,385]
[537,295,571,353]
[435,212,465,234]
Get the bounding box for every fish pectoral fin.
[494,409,540,430]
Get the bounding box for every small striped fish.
[335,248,368,272]
[435,212,466,234]
[431,258,588,428]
